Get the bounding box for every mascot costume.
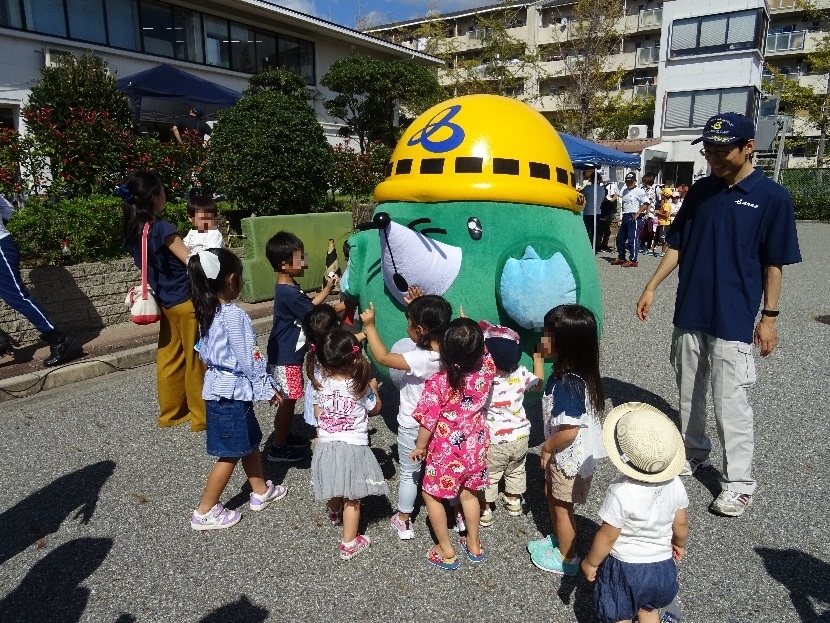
[341,95,602,384]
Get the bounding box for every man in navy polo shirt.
[635,113,801,517]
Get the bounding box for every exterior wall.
[0,258,140,346]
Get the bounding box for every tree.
[207,90,330,214]
[245,67,309,99]
[321,56,443,152]
[546,0,628,138]
[23,53,135,195]
[594,94,656,140]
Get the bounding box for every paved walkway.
[0,222,827,622]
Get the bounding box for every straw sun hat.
[602,402,685,483]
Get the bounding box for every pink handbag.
[125,222,162,325]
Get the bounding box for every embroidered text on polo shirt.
[735,199,759,209]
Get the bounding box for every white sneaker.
[710,490,752,517]
[249,480,288,511]
[454,511,466,533]
[479,507,494,528]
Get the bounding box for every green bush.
[207,90,330,215]
[790,194,830,221]
[7,194,192,266]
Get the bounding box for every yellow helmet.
[374,94,582,212]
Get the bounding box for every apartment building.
[764,0,830,164]
[370,0,830,182]
[0,0,439,142]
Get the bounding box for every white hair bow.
[194,250,221,280]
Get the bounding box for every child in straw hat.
[582,403,690,623]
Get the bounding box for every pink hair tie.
[352,345,360,354]
[309,344,316,352]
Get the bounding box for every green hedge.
[7,194,191,266]
[790,194,830,221]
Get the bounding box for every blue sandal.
[427,546,460,570]
[460,537,485,563]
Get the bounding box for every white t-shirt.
[485,366,540,443]
[183,229,224,252]
[621,186,648,214]
[397,348,442,429]
[599,475,689,563]
[315,377,377,446]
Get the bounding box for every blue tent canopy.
[117,64,242,106]
[558,131,641,168]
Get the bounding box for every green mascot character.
[341,95,602,384]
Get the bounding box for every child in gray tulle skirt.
[310,329,388,560]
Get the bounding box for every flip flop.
[427,546,460,570]
[460,536,485,563]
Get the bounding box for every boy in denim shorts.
[265,231,336,462]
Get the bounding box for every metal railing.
[633,84,657,97]
[636,47,660,66]
[768,0,797,9]
[639,8,662,29]
[468,28,491,41]
[767,30,806,52]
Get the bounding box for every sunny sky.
[278,0,493,29]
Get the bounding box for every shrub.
[790,194,830,221]
[207,90,330,215]
[7,194,192,266]
[327,140,392,202]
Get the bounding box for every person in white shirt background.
[183,195,224,253]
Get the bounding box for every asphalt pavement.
[0,222,827,623]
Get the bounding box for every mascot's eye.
[467,216,483,240]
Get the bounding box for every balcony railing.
[636,47,660,66]
[762,70,799,82]
[468,28,491,42]
[639,8,662,29]
[767,30,806,52]
[633,84,657,97]
[768,0,797,9]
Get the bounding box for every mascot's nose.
[357,212,391,231]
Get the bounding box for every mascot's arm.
[360,302,411,371]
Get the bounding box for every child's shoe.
[249,480,288,511]
[340,535,371,560]
[453,511,466,533]
[479,507,494,528]
[500,493,523,516]
[390,513,415,540]
[326,504,343,526]
[190,503,241,531]
[460,536,485,563]
[427,546,461,570]
[266,443,306,463]
[531,545,580,576]
[526,534,560,556]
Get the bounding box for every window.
[24,0,66,37]
[279,35,301,76]
[106,0,140,50]
[174,8,203,63]
[664,87,756,129]
[257,32,277,71]
[669,9,764,58]
[139,0,174,58]
[0,107,16,130]
[0,0,23,28]
[67,0,107,43]
[297,38,315,84]
[204,15,230,68]
[230,22,256,73]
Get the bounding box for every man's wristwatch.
[761,309,779,318]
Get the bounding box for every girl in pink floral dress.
[410,318,496,570]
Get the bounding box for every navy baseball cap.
[691,112,755,145]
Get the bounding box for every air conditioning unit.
[628,124,648,139]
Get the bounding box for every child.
[410,318,496,570]
[654,190,674,258]
[302,304,341,430]
[187,248,287,530]
[360,292,451,541]
[265,231,337,463]
[310,329,387,559]
[582,402,689,623]
[528,304,606,576]
[183,195,224,252]
[478,321,544,527]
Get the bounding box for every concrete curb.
[0,317,274,403]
